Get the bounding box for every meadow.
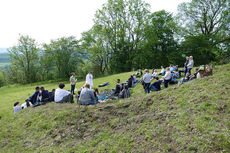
[0,64,230,152]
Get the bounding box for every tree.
[43,36,84,78]
[8,35,40,83]
[177,0,230,64]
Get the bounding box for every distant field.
[0,62,10,69]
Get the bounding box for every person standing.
[187,56,194,75]
[70,72,77,95]
[143,69,152,93]
[86,72,93,89]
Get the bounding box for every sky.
[0,0,190,48]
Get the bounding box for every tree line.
[0,0,229,86]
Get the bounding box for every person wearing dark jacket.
[40,86,50,102]
[48,89,55,102]
[26,86,40,105]
[150,77,162,91]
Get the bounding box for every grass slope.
[0,64,230,153]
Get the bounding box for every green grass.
[0,64,230,152]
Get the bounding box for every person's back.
[152,80,162,90]
[55,83,72,103]
[40,86,49,102]
[79,84,96,105]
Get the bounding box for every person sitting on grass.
[26,86,40,105]
[189,68,199,80]
[161,67,171,88]
[150,77,162,91]
[79,83,96,105]
[120,85,130,98]
[55,82,73,103]
[160,66,166,75]
[14,102,22,114]
[94,88,100,103]
[75,91,81,104]
[21,101,32,109]
[143,69,152,93]
[170,64,176,72]
[152,69,159,79]
[40,86,50,103]
[132,74,137,85]
[179,73,190,85]
[48,89,55,102]
[128,75,133,88]
[114,79,122,96]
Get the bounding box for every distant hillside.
[0,53,10,63]
[0,48,8,53]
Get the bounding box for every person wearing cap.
[70,72,77,95]
[13,102,22,114]
[187,56,194,75]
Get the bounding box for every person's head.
[152,69,155,73]
[40,86,45,91]
[117,79,120,83]
[88,72,91,74]
[94,88,99,94]
[59,82,65,89]
[72,72,75,76]
[144,69,149,73]
[190,56,193,60]
[161,66,164,69]
[155,77,159,80]
[170,64,173,67]
[85,83,90,89]
[195,68,199,72]
[52,89,55,92]
[186,56,189,60]
[154,69,157,73]
[166,67,170,71]
[186,73,190,77]
[14,102,20,107]
[35,86,40,91]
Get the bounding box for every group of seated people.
[13,86,55,113]
[140,56,197,93]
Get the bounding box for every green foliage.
[8,35,40,84]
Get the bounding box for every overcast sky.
[0,0,190,48]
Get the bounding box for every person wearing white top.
[161,67,171,88]
[13,102,22,114]
[55,83,73,103]
[187,56,194,75]
[143,69,152,93]
[21,101,32,109]
[70,72,77,95]
[152,69,159,79]
[86,72,93,89]
[160,66,165,75]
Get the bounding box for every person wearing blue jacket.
[26,86,40,105]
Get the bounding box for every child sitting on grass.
[14,102,22,114]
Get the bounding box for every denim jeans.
[71,84,75,94]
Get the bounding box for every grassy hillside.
[0,64,230,152]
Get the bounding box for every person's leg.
[188,68,192,75]
[184,68,188,76]
[151,85,159,91]
[71,85,75,94]
[145,83,150,93]
[57,94,72,103]
[164,80,169,88]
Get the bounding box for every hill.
[0,64,230,152]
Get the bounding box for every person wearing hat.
[187,56,194,75]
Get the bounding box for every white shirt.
[54,88,71,102]
[187,59,194,69]
[152,72,159,77]
[161,68,165,73]
[14,106,22,114]
[143,73,152,83]
[163,71,171,80]
[21,102,32,109]
[86,73,93,88]
[70,76,77,85]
